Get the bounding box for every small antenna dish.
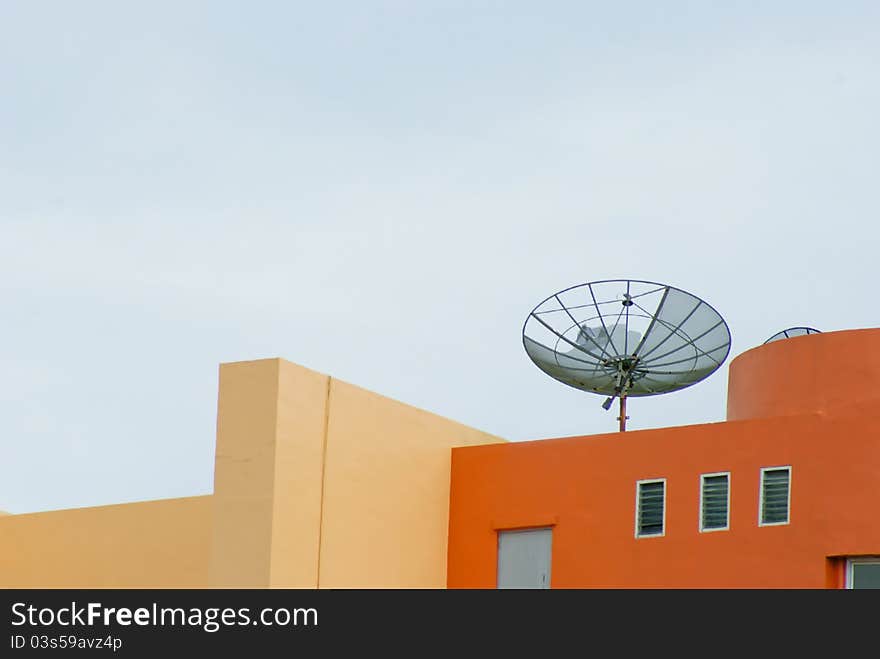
[522,279,731,431]
[763,327,821,344]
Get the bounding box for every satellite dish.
[763,327,821,344]
[522,279,731,431]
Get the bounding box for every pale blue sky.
[2,1,879,512]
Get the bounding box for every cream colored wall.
[210,358,329,588]
[0,357,502,588]
[317,379,502,587]
[210,357,503,588]
[268,360,329,587]
[0,496,211,588]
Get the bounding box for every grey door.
[497,528,552,589]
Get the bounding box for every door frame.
[496,526,554,589]
[845,556,880,589]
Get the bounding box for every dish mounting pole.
[608,359,635,432]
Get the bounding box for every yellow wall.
[211,358,503,588]
[0,358,503,588]
[318,378,501,587]
[269,360,329,587]
[210,358,328,588]
[0,496,211,588]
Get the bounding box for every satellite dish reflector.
[763,327,821,344]
[522,279,731,431]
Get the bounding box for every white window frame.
[635,478,666,539]
[845,556,880,589]
[699,471,730,533]
[758,465,792,527]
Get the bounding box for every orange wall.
[448,331,880,588]
[0,496,211,588]
[727,328,880,421]
[448,410,880,587]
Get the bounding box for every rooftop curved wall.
[726,328,880,421]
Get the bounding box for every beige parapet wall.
[0,496,212,588]
[1,358,503,588]
[210,358,328,588]
[319,368,503,588]
[212,358,504,588]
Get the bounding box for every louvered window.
[760,467,791,526]
[700,473,729,531]
[636,479,665,537]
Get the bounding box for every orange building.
[447,328,880,588]
[1,329,878,588]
